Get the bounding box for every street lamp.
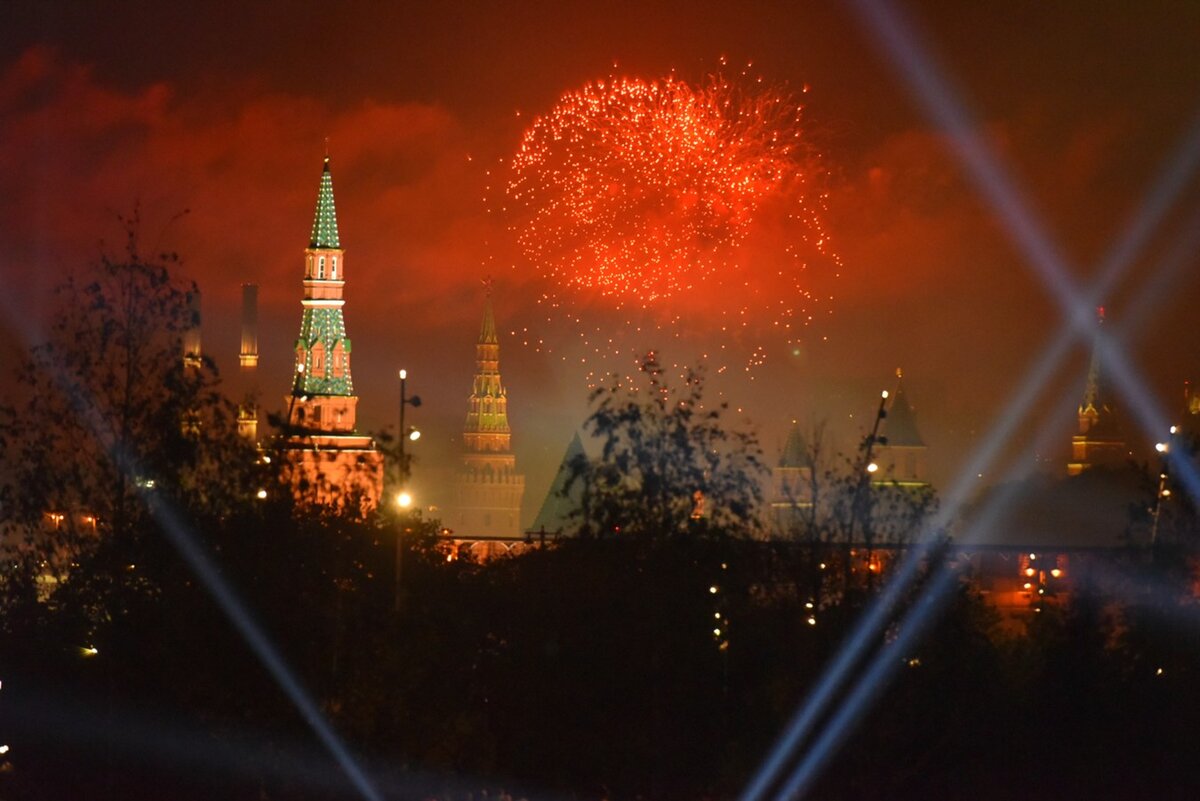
[398,369,422,490]
[848,387,890,588]
[395,369,422,613]
[1151,428,1177,545]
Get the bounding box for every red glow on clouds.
[0,46,489,340]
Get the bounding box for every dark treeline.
[2,242,1200,801]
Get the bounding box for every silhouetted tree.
[568,352,765,539]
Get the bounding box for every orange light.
[1050,568,1063,578]
[1024,567,1036,577]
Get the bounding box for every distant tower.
[875,369,929,487]
[181,288,203,435]
[771,421,814,531]
[182,289,202,369]
[240,283,259,368]
[1067,308,1127,475]
[281,156,382,507]
[452,283,526,545]
[238,283,259,441]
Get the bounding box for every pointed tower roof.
[464,284,510,437]
[883,371,925,447]
[1080,308,1114,419]
[779,421,811,468]
[479,283,499,345]
[309,157,341,249]
[531,431,586,533]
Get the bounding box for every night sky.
[4,1,1200,521]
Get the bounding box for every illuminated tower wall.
[238,283,259,441]
[182,289,202,369]
[282,157,382,508]
[452,290,525,540]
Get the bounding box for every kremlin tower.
[1067,308,1128,475]
[874,370,929,487]
[450,285,525,549]
[770,421,814,532]
[281,156,382,507]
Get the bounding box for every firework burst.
[501,67,840,384]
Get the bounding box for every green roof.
[294,307,353,397]
[309,158,341,249]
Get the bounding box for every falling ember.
[503,69,840,383]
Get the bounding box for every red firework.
[507,72,833,307]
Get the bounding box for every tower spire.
[1068,307,1127,474]
[281,154,382,509]
[1081,307,1107,416]
[290,156,355,425]
[309,157,340,249]
[479,276,499,345]
[465,285,509,439]
[874,369,929,486]
[452,285,525,545]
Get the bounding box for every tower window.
[331,257,338,279]
[318,256,326,279]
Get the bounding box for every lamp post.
[848,389,889,588]
[398,369,422,491]
[395,369,422,612]
[1151,426,1177,546]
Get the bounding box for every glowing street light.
[397,368,422,488]
[396,491,413,509]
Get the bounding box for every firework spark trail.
[502,68,839,380]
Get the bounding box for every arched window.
[318,256,326,279]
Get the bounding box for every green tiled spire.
[295,308,354,397]
[292,155,353,399]
[309,158,340,249]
